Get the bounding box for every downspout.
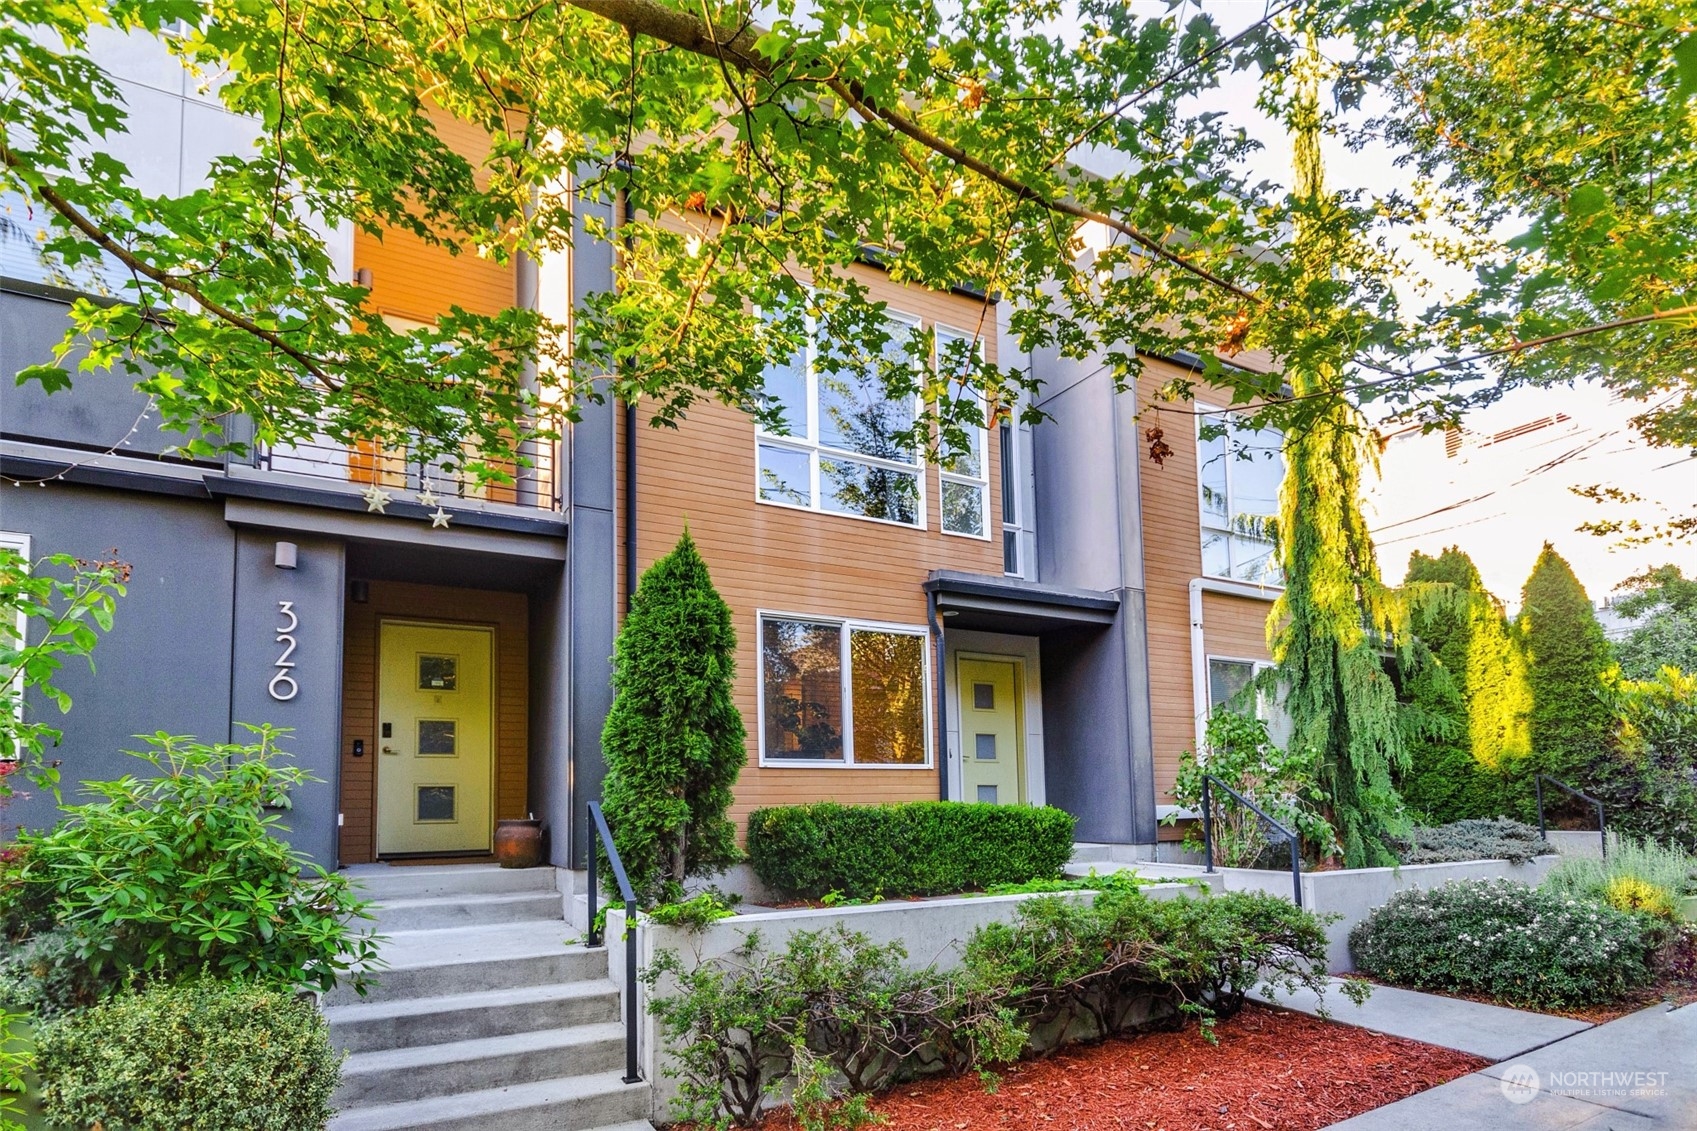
[927,590,949,801]
[617,187,637,614]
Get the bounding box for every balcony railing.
[245,435,562,513]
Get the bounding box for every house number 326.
[268,601,299,701]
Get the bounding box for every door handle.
[381,746,400,756]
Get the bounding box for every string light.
[2,398,157,487]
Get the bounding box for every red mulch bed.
[716,1004,1484,1131]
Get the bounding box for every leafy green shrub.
[1350,878,1655,1009]
[1392,817,1550,865]
[601,530,747,905]
[35,978,341,1131]
[1587,667,1697,851]
[1,728,378,1013]
[647,887,1351,1128]
[747,801,1075,901]
[1543,836,1697,908]
[1162,711,1337,867]
[0,1006,26,1131]
[647,890,741,931]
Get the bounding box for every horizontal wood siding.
[621,267,1003,838]
[339,581,529,864]
[1135,361,1277,806]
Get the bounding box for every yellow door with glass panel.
[958,657,1023,805]
[377,621,494,855]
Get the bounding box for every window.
[1207,656,1291,747]
[759,612,931,767]
[999,420,1022,574]
[1197,412,1283,585]
[0,532,29,760]
[757,311,924,527]
[936,327,989,538]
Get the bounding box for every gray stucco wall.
[1,484,235,834]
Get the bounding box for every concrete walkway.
[1324,1001,1697,1128]
[1252,978,1591,1061]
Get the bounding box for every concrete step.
[345,864,559,902]
[334,1023,628,1107]
[327,945,605,1006]
[370,892,564,932]
[327,1070,650,1131]
[326,981,621,1053]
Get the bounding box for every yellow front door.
[377,621,494,855]
[958,657,1023,805]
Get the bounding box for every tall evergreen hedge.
[599,530,746,904]
[1519,544,1613,782]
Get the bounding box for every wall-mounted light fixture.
[350,579,370,604]
[273,541,298,569]
[353,267,373,288]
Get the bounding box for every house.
[0,30,1283,878]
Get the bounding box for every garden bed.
[696,1004,1484,1131]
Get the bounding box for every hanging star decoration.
[430,506,451,529]
[362,484,392,513]
[417,481,439,508]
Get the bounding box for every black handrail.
[1200,775,1304,908]
[585,800,643,1084]
[1535,774,1607,859]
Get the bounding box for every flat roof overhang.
[924,569,1119,635]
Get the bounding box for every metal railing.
[1199,775,1304,908]
[1535,774,1607,859]
[248,436,561,512]
[585,801,643,1084]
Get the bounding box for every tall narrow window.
[0,531,30,760]
[1197,412,1284,585]
[999,420,1021,575]
[936,328,989,538]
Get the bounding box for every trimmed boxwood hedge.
[747,801,1076,901]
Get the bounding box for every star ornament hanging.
[362,484,392,513]
[430,506,452,529]
[417,482,439,508]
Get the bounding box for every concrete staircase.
[326,864,653,1131]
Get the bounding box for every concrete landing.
[1252,978,1592,1062]
[1325,1002,1696,1128]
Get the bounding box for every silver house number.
[268,600,299,701]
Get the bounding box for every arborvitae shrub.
[1520,544,1613,782]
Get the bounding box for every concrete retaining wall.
[1547,829,1607,859]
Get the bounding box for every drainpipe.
[1188,576,1282,750]
[617,187,637,614]
[927,590,949,801]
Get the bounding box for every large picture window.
[1197,412,1284,585]
[757,312,925,527]
[759,613,931,767]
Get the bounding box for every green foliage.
[980,870,1187,897]
[0,728,378,1013]
[647,889,1349,1128]
[1589,667,1697,851]
[600,531,747,906]
[0,1005,26,1131]
[34,977,341,1131]
[746,801,1075,901]
[1164,710,1337,867]
[1349,878,1655,1009]
[647,890,741,931]
[1391,818,1550,866]
[1520,544,1614,781]
[0,549,128,800]
[1398,548,1531,821]
[1544,838,1697,909]
[1613,566,1697,681]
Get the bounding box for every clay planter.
[493,819,544,868]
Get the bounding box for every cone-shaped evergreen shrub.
[600,530,746,904]
[1519,544,1613,782]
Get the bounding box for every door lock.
[381,746,400,756]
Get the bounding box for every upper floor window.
[756,311,924,527]
[936,327,989,539]
[1197,411,1284,586]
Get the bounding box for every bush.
[1,728,378,1013]
[35,978,341,1131]
[1392,817,1550,865]
[647,887,1350,1129]
[1350,878,1655,1009]
[1587,667,1697,851]
[1519,545,1614,782]
[747,801,1075,901]
[1162,710,1337,867]
[1543,836,1697,910]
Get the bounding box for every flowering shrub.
[1349,878,1655,1009]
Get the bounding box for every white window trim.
[0,531,31,760]
[756,309,929,530]
[935,325,992,542]
[1195,405,1284,589]
[756,609,935,770]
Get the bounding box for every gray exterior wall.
[1026,345,1159,844]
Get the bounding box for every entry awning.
[923,570,1119,634]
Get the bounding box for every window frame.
[0,530,31,761]
[755,309,929,531]
[934,324,992,542]
[1195,406,1284,588]
[1204,653,1291,745]
[755,609,935,770]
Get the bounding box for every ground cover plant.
[0,728,379,1017]
[1349,877,1655,1010]
[747,801,1075,902]
[1391,817,1550,865]
[647,886,1358,1128]
[34,977,340,1131]
[1543,837,1697,914]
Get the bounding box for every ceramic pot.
[493,818,544,868]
